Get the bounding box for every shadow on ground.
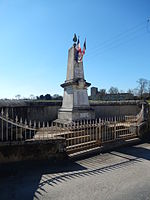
[0,143,150,200]
[0,159,86,200]
[115,143,150,161]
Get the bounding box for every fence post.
[83,119,86,144]
[68,122,71,147]
[1,109,4,141]
[67,123,70,147]
[11,118,13,141]
[34,120,36,138]
[46,121,49,128]
[104,118,106,142]
[95,118,98,142]
[42,121,45,139]
[38,121,40,129]
[15,116,18,140]
[25,119,27,140]
[29,120,32,139]
[20,117,23,141]
[73,121,76,146]
[6,110,9,141]
[77,121,79,145]
[114,116,116,140]
[98,118,101,143]
[89,119,92,142]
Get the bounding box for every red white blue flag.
[75,38,86,63]
[82,38,86,55]
[76,38,81,53]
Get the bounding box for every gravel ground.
[1,142,150,200]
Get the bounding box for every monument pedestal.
[57,108,95,123]
[55,44,95,124]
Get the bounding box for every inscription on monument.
[80,113,89,118]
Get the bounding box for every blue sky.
[0,0,150,98]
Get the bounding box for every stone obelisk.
[56,40,95,124]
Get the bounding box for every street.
[1,142,150,200]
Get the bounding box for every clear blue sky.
[0,0,150,98]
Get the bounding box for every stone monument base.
[54,107,95,125]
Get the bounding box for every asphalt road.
[1,142,150,200]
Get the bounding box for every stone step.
[66,140,97,150]
[68,137,141,159]
[118,133,137,138]
[66,135,90,140]
[69,146,101,158]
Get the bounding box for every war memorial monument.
[55,35,95,124]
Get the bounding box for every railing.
[125,104,144,124]
[0,108,51,142]
[45,116,139,154]
[0,106,145,154]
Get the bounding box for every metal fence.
[0,106,144,154]
[0,108,51,142]
[49,114,142,154]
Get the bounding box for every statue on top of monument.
[73,34,86,63]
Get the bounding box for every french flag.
[76,38,82,53]
[75,38,86,62]
[75,38,82,62]
[82,38,86,55]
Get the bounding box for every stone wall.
[27,104,61,122]
[0,138,66,163]
[0,100,61,123]
[0,100,146,122]
[90,101,143,118]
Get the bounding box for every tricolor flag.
[76,38,81,53]
[75,38,82,62]
[82,38,86,55]
[75,37,86,63]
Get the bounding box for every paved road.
[1,142,150,200]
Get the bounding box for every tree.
[127,89,133,94]
[15,94,21,100]
[99,89,106,95]
[45,94,52,100]
[98,89,106,99]
[52,94,63,100]
[29,94,35,99]
[39,95,44,100]
[120,90,125,93]
[36,94,62,100]
[108,87,119,94]
[137,78,148,99]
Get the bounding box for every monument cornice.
[61,79,91,88]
